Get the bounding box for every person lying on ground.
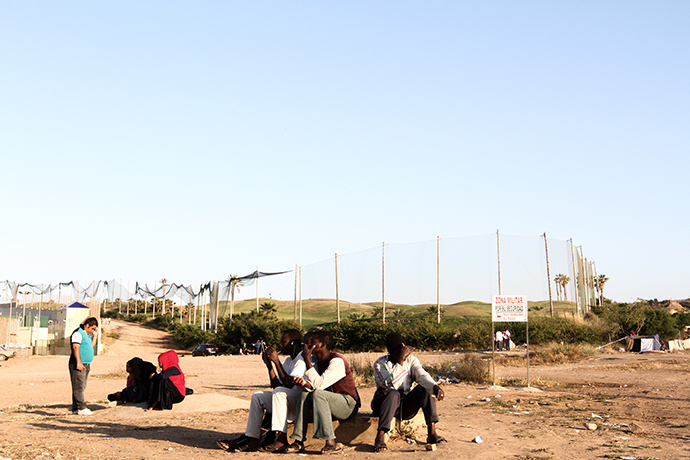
[108,357,157,404]
[217,329,306,453]
[371,333,446,452]
[291,330,361,455]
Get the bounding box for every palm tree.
[554,274,564,301]
[425,304,444,318]
[160,278,168,315]
[593,274,609,306]
[260,301,277,317]
[346,312,367,322]
[560,274,570,301]
[391,308,410,323]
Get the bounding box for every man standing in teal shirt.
[69,317,99,415]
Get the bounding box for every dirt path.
[101,318,181,357]
[0,320,689,460]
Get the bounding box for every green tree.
[160,278,168,315]
[593,274,609,306]
[260,301,277,317]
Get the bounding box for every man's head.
[386,332,405,362]
[311,330,335,353]
[81,317,99,335]
[303,331,314,348]
[279,329,302,355]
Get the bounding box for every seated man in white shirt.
[217,329,306,452]
[371,333,446,452]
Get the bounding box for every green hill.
[220,297,579,329]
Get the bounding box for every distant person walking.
[69,317,99,415]
[495,329,504,351]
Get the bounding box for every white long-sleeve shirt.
[304,355,346,391]
[373,354,437,395]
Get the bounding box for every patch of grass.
[105,330,120,340]
[349,355,375,386]
[496,342,597,367]
[499,375,559,388]
[92,367,127,380]
[425,354,491,384]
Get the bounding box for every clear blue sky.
[2,1,688,303]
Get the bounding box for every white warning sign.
[492,295,528,322]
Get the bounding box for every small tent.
[625,334,663,352]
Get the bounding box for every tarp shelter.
[625,334,663,352]
[667,338,690,351]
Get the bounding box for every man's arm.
[408,355,444,400]
[71,342,84,371]
[265,347,295,388]
[303,356,345,391]
[262,348,281,388]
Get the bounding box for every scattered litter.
[166,447,173,451]
[613,436,630,440]
[619,457,635,460]
[473,436,483,444]
[509,412,531,416]
[494,395,501,398]
[574,430,580,433]
[591,413,603,419]
[466,395,472,399]
[481,397,491,402]
[586,423,597,431]
[603,423,630,428]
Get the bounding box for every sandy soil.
[1,319,689,460]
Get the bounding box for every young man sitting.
[291,330,360,454]
[371,333,446,452]
[217,329,306,452]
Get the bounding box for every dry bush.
[495,342,597,367]
[349,355,375,386]
[426,354,490,384]
[499,375,558,388]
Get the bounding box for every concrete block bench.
[302,412,426,448]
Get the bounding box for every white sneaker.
[77,408,94,415]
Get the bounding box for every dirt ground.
[1,319,689,460]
